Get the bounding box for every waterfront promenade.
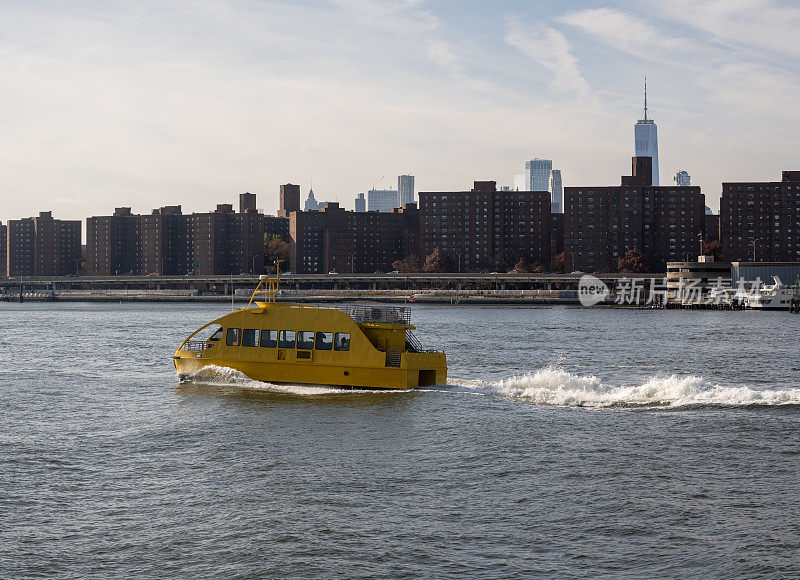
[0,273,662,304]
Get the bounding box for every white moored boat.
[743,276,798,310]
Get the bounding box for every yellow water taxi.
[173,266,446,389]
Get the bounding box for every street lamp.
[751,238,761,262]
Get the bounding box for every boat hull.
[173,351,447,389]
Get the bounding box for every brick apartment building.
[720,171,800,262]
[87,193,288,276]
[289,203,419,273]
[278,183,301,218]
[6,211,81,276]
[704,213,720,243]
[418,181,551,272]
[564,157,705,272]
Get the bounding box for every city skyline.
[2,1,800,224]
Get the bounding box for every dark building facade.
[87,206,189,275]
[289,203,419,273]
[704,213,720,243]
[7,212,81,276]
[239,192,257,214]
[564,157,705,272]
[191,204,265,275]
[264,215,290,241]
[551,213,564,256]
[87,194,288,276]
[418,181,551,271]
[0,222,6,276]
[279,184,301,218]
[720,171,800,262]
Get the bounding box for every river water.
[1,302,798,578]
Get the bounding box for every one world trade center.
[634,79,659,186]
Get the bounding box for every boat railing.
[337,305,411,325]
[184,340,210,352]
[405,330,427,352]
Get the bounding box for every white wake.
[452,367,800,408]
[179,364,409,396]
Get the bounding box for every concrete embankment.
[1,289,581,305]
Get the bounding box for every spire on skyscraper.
[643,76,648,121]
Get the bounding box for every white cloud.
[652,0,800,58]
[697,62,800,114]
[504,18,590,96]
[559,8,697,60]
[329,0,461,72]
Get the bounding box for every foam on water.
[183,364,800,407]
[453,366,800,408]
[181,365,409,396]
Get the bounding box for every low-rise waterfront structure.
[666,256,732,304]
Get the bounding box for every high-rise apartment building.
[87,194,284,276]
[550,169,563,213]
[418,181,551,272]
[367,189,399,213]
[239,192,257,213]
[720,171,800,262]
[524,158,552,192]
[289,203,418,273]
[634,81,659,186]
[398,175,415,206]
[564,157,704,272]
[6,211,81,276]
[279,184,301,217]
[354,193,366,212]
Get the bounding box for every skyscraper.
[549,169,563,213]
[304,188,323,211]
[355,192,366,212]
[634,79,659,186]
[367,189,399,213]
[398,175,415,206]
[524,158,552,191]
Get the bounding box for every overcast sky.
[2,0,799,224]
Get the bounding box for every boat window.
[226,328,241,346]
[278,330,296,349]
[209,327,223,342]
[241,329,258,347]
[297,331,315,350]
[260,330,278,348]
[315,332,334,350]
[334,332,350,351]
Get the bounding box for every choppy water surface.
[1,302,798,578]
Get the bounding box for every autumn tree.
[702,240,723,261]
[617,248,651,273]
[422,248,450,273]
[549,251,565,273]
[392,255,421,273]
[264,234,291,272]
[509,256,542,274]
